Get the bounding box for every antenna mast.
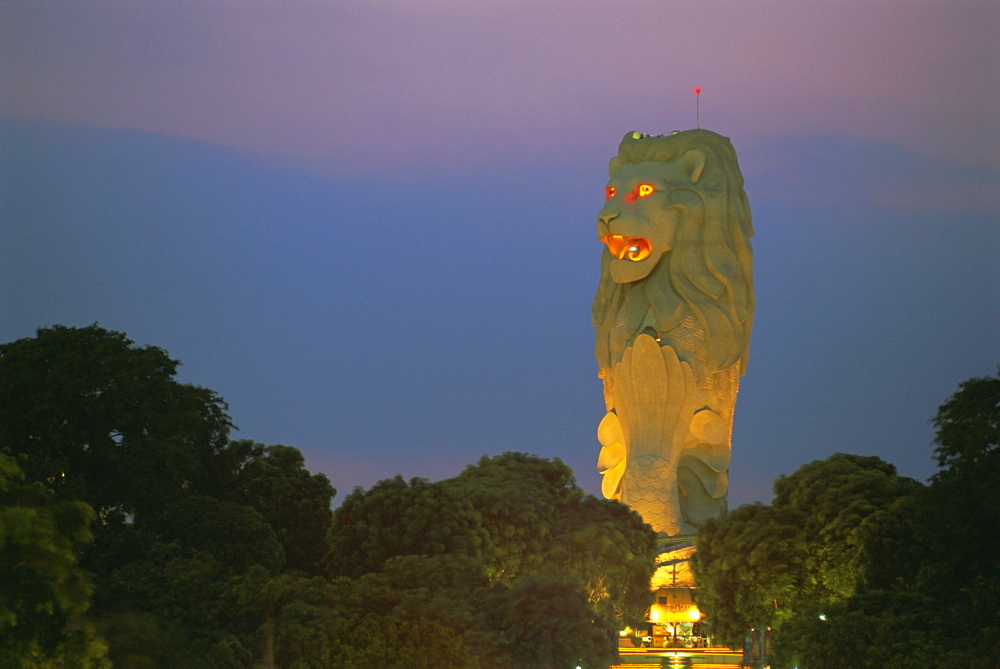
[693,87,702,129]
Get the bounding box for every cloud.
[2,0,996,174]
[742,134,1000,213]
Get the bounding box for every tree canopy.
[444,452,658,628]
[0,453,109,668]
[323,453,658,667]
[692,370,1000,667]
[0,325,233,519]
[0,325,656,668]
[931,367,1000,477]
[691,502,807,645]
[16,324,989,667]
[225,441,335,575]
[0,326,338,666]
[324,475,491,579]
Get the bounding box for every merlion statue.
[594,129,753,537]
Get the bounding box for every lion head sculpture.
[593,129,754,536]
[594,129,754,383]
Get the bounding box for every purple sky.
[4,2,998,173]
[2,1,998,506]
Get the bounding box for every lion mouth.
[601,234,652,262]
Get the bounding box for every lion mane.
[593,129,754,391]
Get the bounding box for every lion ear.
[683,149,706,184]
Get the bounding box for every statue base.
[651,533,696,588]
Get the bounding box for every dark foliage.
[0,325,233,519]
[694,369,1000,667]
[1,325,651,668]
[324,475,491,579]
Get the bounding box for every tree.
[94,610,192,669]
[444,452,657,629]
[771,453,921,600]
[226,441,335,575]
[772,589,945,669]
[323,455,655,667]
[856,371,1000,666]
[694,372,1000,667]
[547,496,656,630]
[931,367,1000,477]
[0,453,109,668]
[691,503,807,647]
[324,476,491,579]
[344,555,491,668]
[0,325,233,520]
[692,454,919,651]
[489,574,617,669]
[226,564,484,669]
[257,573,355,669]
[0,326,351,667]
[324,613,479,669]
[444,453,584,582]
[150,494,285,574]
[779,375,1000,669]
[350,554,493,637]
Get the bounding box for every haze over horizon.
[3,0,998,505]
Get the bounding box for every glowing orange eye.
[636,184,655,197]
[605,187,616,199]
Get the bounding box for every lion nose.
[598,211,618,232]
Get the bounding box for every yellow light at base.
[648,587,703,623]
[649,603,701,623]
